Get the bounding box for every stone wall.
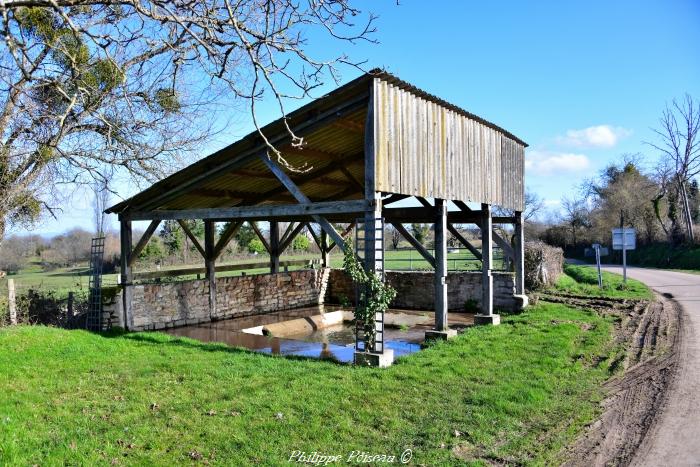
[104,267,521,331]
[327,269,520,312]
[123,269,329,331]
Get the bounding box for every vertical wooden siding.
[373,78,525,211]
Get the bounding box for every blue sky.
[17,0,700,236]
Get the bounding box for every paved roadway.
[602,266,700,467]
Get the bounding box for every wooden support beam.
[280,222,296,247]
[326,222,356,252]
[258,154,348,252]
[321,230,330,268]
[204,221,217,317]
[124,199,367,222]
[391,222,436,268]
[177,220,206,258]
[434,199,448,331]
[280,221,307,252]
[446,224,483,261]
[339,166,363,192]
[269,221,280,273]
[308,223,321,249]
[128,220,161,267]
[119,220,133,330]
[191,188,293,203]
[250,221,271,253]
[452,200,515,259]
[514,211,525,295]
[480,203,494,316]
[213,221,242,259]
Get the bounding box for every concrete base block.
[474,314,501,325]
[424,329,458,341]
[354,349,394,367]
[513,294,529,310]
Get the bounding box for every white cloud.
[525,150,591,176]
[556,125,631,148]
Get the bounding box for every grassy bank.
[553,264,652,300]
[1,301,622,465]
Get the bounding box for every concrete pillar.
[119,219,133,330]
[425,198,457,342]
[475,203,499,325]
[321,229,330,268]
[270,221,280,274]
[204,220,216,318]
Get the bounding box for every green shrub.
[292,235,310,251]
[247,238,266,254]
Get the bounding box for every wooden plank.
[213,221,243,259]
[391,222,436,268]
[128,220,161,267]
[125,199,368,222]
[382,193,409,205]
[250,221,271,254]
[177,220,206,259]
[325,222,356,252]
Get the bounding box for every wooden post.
[321,229,330,268]
[475,203,499,325]
[204,220,217,318]
[434,199,448,331]
[119,219,133,330]
[514,211,525,295]
[7,278,16,325]
[67,291,74,317]
[269,221,280,273]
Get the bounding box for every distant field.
[1,246,501,299]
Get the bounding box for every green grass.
[0,302,619,466]
[552,264,652,300]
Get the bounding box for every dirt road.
[602,266,700,467]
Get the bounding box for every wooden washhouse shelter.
[106,70,527,366]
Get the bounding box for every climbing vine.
[342,240,397,351]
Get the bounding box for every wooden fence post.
[67,292,74,317]
[8,278,16,325]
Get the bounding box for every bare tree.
[561,196,590,246]
[91,176,110,236]
[0,1,377,247]
[650,94,700,242]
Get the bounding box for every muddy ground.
[539,292,682,467]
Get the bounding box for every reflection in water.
[164,306,423,363]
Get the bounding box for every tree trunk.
[679,179,695,243]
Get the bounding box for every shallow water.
[164,306,423,363]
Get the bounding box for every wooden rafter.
[258,154,348,251]
[250,221,271,253]
[213,221,243,259]
[177,220,206,258]
[453,200,515,259]
[128,220,161,267]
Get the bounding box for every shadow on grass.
[99,328,353,366]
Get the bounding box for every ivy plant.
[342,239,396,351]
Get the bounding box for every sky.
[14,0,700,237]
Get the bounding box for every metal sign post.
[612,228,636,284]
[592,243,603,288]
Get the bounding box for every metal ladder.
[86,237,106,331]
[354,217,386,353]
